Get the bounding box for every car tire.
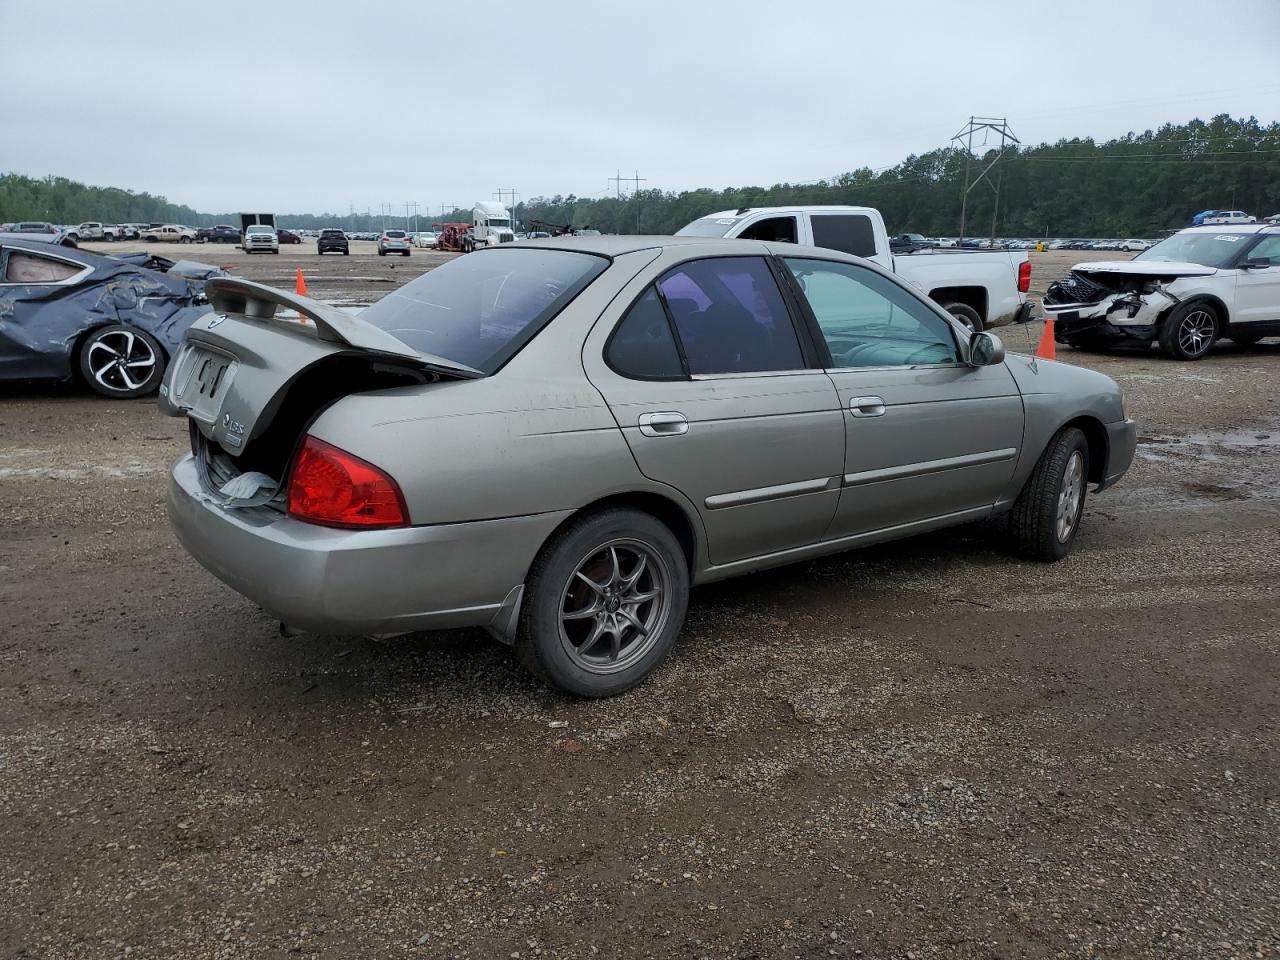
[1007,426,1089,562]
[1157,301,1219,360]
[943,302,983,331]
[1227,329,1264,346]
[342,249,349,256]
[78,324,166,399]
[516,507,690,698]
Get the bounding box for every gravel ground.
[1,248,1278,959]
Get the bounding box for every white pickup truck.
[676,205,1032,330]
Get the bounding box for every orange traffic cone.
[295,268,308,297]
[1035,317,1056,360]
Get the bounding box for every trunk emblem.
[223,412,245,435]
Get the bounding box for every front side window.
[810,214,877,258]
[738,216,797,244]
[657,257,804,375]
[784,258,959,368]
[605,287,684,379]
[4,251,83,283]
[1245,235,1280,265]
[360,247,607,373]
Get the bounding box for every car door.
[778,255,1024,539]
[0,246,95,380]
[1234,234,1280,326]
[582,253,845,566]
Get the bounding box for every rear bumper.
[1098,418,1137,491]
[167,455,569,635]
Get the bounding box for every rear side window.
[810,214,876,258]
[605,288,684,380]
[657,257,804,375]
[360,248,607,373]
[4,251,82,283]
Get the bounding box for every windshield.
[1136,232,1247,268]
[485,218,511,228]
[246,226,274,235]
[359,248,608,373]
[675,216,739,238]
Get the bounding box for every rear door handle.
[638,411,689,437]
[849,396,886,418]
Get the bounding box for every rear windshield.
[386,231,406,238]
[1135,232,1248,268]
[359,248,608,373]
[320,229,344,237]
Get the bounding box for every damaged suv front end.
[1042,261,1218,345]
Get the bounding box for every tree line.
[3,115,1276,238]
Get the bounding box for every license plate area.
[170,344,237,423]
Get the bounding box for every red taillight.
[287,436,407,528]
[1018,259,1032,293]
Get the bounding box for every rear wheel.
[78,325,165,399]
[944,302,983,331]
[1158,302,1219,360]
[1008,426,1090,561]
[516,508,689,697]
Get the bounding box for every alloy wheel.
[558,539,672,674]
[86,329,157,394]
[1056,450,1084,543]
[1177,309,1216,357]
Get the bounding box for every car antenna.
[736,207,750,215]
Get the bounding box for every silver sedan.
[162,237,1136,696]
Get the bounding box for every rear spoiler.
[205,277,484,378]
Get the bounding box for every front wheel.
[516,508,689,697]
[1007,426,1090,562]
[1158,302,1219,360]
[78,324,165,399]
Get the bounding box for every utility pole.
[404,201,418,232]
[951,116,1019,244]
[608,170,648,233]
[493,188,519,229]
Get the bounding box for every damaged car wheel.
[1158,302,1219,361]
[79,324,165,398]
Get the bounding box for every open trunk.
[160,278,481,503]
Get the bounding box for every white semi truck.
[468,201,515,251]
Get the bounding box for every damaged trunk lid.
[160,278,482,493]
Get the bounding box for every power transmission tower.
[608,170,648,233]
[404,201,418,232]
[951,117,1019,244]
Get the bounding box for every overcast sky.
[3,0,1278,214]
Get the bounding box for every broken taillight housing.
[1018,259,1032,293]
[287,436,407,528]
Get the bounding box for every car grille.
[500,235,513,243]
[1044,270,1111,306]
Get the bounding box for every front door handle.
[849,396,886,418]
[638,411,689,437]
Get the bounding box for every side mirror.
[1241,258,1272,270]
[968,331,1005,366]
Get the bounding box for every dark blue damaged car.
[0,238,219,398]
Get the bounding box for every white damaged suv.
[1043,224,1280,359]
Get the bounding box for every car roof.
[0,236,95,261]
[691,205,879,219]
[1180,224,1275,235]
[509,234,875,264]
